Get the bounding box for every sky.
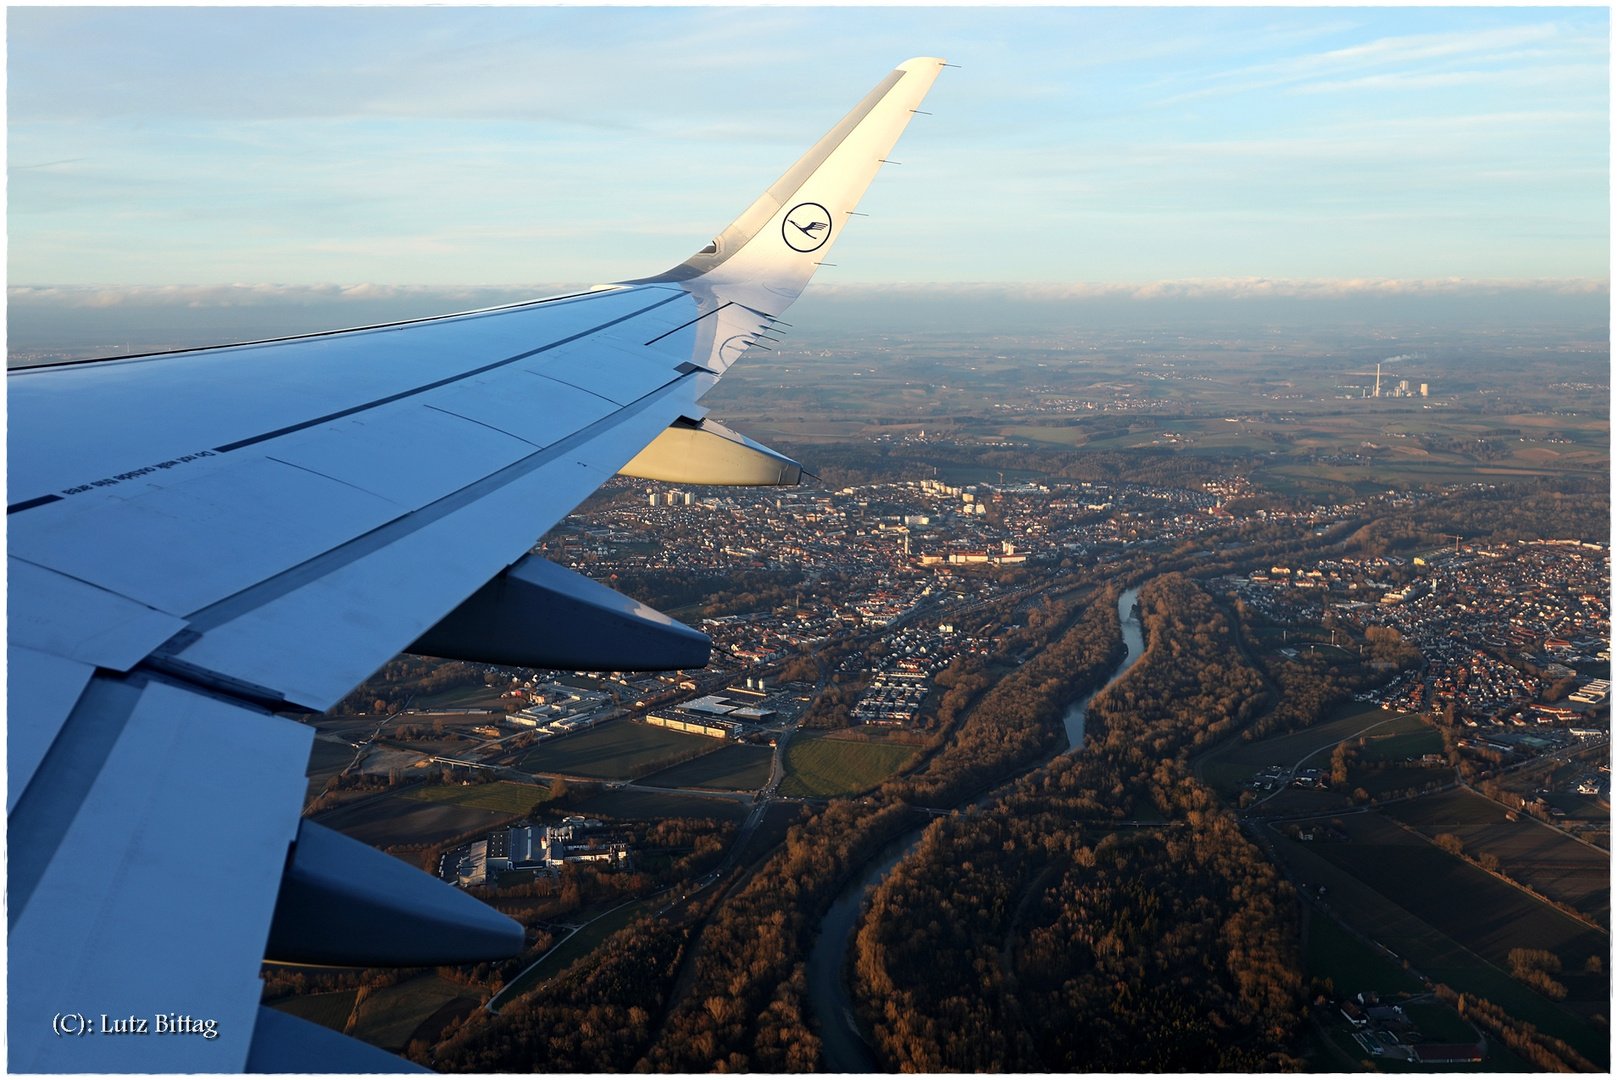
[7,6,1611,290]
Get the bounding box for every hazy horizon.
[10,279,1609,364]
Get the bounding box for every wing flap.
[264,400,540,509]
[524,337,688,406]
[247,1007,429,1074]
[5,286,685,508]
[9,678,312,1073]
[8,556,188,670]
[6,645,96,812]
[426,370,618,448]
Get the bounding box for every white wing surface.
[7,57,944,1072]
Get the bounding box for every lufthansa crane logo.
[781,202,833,253]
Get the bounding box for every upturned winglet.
[636,57,947,314]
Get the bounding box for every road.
[1244,711,1416,812]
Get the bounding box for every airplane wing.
[7,57,945,1072]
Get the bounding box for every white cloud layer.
[11,277,1607,310]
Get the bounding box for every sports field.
[401,780,551,815]
[1354,725,1444,765]
[779,733,919,797]
[518,719,714,779]
[640,744,773,791]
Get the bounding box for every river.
[1061,584,1144,752]
[807,585,1148,1071]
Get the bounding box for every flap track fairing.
[617,416,802,486]
[408,553,710,671]
[263,820,524,967]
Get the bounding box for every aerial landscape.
[8,6,1608,1075]
[248,303,1610,1073]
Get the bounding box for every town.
[252,320,1608,1074]
[302,470,1607,885]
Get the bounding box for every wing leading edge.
[7,58,945,1071]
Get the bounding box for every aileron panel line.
[11,455,409,617]
[6,285,691,511]
[167,379,695,711]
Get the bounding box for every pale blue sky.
[8,7,1610,287]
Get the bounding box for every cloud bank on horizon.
[8,7,1609,288]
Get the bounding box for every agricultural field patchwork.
[1199,703,1423,799]
[1302,907,1423,999]
[314,792,514,849]
[267,990,356,1033]
[1308,814,1607,974]
[348,974,482,1051]
[1385,788,1610,928]
[1272,825,1609,1066]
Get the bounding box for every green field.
[1402,1002,1482,1044]
[303,739,355,804]
[401,780,550,814]
[410,683,509,710]
[1346,765,1449,800]
[640,744,774,790]
[518,719,714,779]
[267,990,356,1032]
[779,733,919,797]
[349,974,481,1051]
[1356,726,1444,765]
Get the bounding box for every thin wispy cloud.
[9,8,1608,286]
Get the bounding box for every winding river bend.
[1061,585,1145,752]
[807,586,1147,1071]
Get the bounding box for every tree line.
[884,596,1124,807]
[850,574,1304,1071]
